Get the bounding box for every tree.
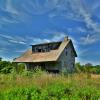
[0,57,2,61]
[84,63,93,73]
[84,63,93,78]
[85,63,92,67]
[0,61,13,74]
[75,62,81,73]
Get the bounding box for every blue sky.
[0,0,100,65]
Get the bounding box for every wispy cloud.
[95,52,100,55]
[0,33,68,57]
[0,0,20,26]
[44,30,78,48]
[51,33,66,41]
[0,17,18,23]
[14,50,26,53]
[0,32,66,46]
[74,0,100,34]
[0,0,100,35]
[0,0,30,26]
[9,39,26,45]
[0,34,27,45]
[5,0,18,14]
[67,27,87,33]
[29,32,66,45]
[80,34,100,45]
[89,0,100,13]
[0,47,8,53]
[21,0,58,15]
[48,0,100,35]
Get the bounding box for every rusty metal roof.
[13,39,77,63]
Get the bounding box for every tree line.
[75,62,100,74]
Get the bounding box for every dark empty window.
[32,47,35,52]
[73,64,74,68]
[71,50,74,57]
[46,70,59,74]
[65,48,67,56]
[66,51,67,55]
[49,45,53,50]
[38,49,42,52]
[42,49,45,52]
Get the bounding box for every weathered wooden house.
[13,36,77,73]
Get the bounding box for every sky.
[0,0,100,65]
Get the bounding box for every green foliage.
[0,86,41,100]
[77,87,100,100]
[22,70,34,77]
[16,63,25,74]
[45,83,72,99]
[0,57,2,61]
[0,61,13,74]
[21,67,45,77]
[0,58,100,99]
[0,82,100,100]
[75,62,100,74]
[33,67,45,76]
[75,62,81,73]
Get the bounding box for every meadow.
[0,60,100,100]
[0,72,100,100]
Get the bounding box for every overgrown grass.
[0,72,100,100]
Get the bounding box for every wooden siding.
[58,43,75,72]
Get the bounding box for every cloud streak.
[80,34,100,45]
[0,32,67,46]
[5,0,18,14]
[0,0,100,35]
[47,0,100,37]
[0,34,27,45]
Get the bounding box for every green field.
[0,72,100,100]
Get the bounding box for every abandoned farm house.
[13,36,77,73]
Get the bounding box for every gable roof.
[13,38,77,63]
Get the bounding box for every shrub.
[22,70,34,77]
[77,86,100,99]
[0,61,13,74]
